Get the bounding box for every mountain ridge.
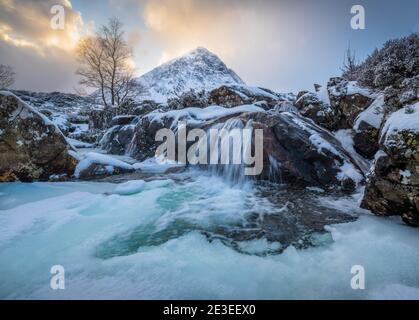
[135,47,245,102]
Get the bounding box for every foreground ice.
[0,174,418,300]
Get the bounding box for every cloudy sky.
[0,0,418,94]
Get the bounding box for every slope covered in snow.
[135,47,245,103]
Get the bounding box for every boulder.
[74,152,135,180]
[88,108,116,130]
[383,75,419,116]
[353,95,386,159]
[244,111,364,191]
[295,92,338,131]
[109,115,136,127]
[327,77,374,129]
[361,102,419,226]
[0,91,78,182]
[99,124,136,155]
[209,86,248,107]
[208,85,291,109]
[353,121,380,159]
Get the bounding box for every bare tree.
[76,17,136,108]
[0,65,15,89]
[341,44,359,81]
[76,37,108,106]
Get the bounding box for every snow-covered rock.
[253,111,364,191]
[11,90,93,135]
[353,94,386,159]
[0,91,78,182]
[295,91,337,130]
[74,152,135,180]
[100,103,364,191]
[209,85,293,109]
[327,77,375,129]
[362,102,419,226]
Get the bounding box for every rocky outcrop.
[246,111,363,191]
[361,103,419,226]
[89,108,117,130]
[0,91,78,182]
[327,77,375,129]
[295,92,338,131]
[167,90,208,110]
[383,75,419,115]
[208,86,247,107]
[101,104,363,191]
[209,85,291,109]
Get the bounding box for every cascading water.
[200,118,254,185]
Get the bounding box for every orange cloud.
[0,0,84,54]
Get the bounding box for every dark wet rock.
[246,111,363,191]
[353,121,380,159]
[99,124,135,155]
[76,162,134,180]
[109,115,136,127]
[209,86,248,107]
[314,84,322,92]
[207,185,358,255]
[0,91,78,182]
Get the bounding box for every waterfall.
[204,118,253,185]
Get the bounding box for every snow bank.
[74,152,134,178]
[316,83,331,106]
[147,104,264,128]
[114,180,146,195]
[381,102,419,142]
[66,138,93,149]
[346,81,375,98]
[354,94,385,131]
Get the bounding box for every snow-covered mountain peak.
[136,47,245,102]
